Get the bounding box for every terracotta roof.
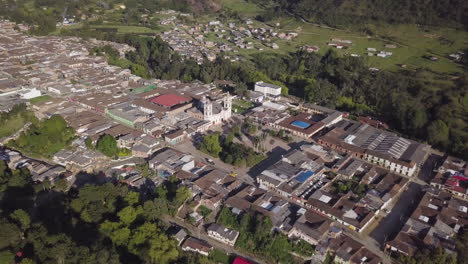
[150,94,191,108]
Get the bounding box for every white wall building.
[200,93,232,124]
[254,81,282,100]
[207,223,239,246]
[19,88,41,99]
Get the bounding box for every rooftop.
[150,93,191,108]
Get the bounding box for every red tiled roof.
[150,94,191,108]
[232,257,253,264]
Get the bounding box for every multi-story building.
[254,81,282,100]
[317,120,428,177]
[207,223,240,246]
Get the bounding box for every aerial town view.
[0,0,467,264]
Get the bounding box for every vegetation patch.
[0,104,38,139]
[29,95,52,104]
[7,115,75,158]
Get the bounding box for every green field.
[232,99,254,114]
[29,95,52,104]
[0,111,37,138]
[275,19,467,74]
[57,0,467,76]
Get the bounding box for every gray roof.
[174,229,188,243]
[255,81,281,90]
[207,223,239,241]
[262,161,301,181]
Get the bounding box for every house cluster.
[161,27,215,63]
[147,145,390,262]
[159,17,299,63]
[386,189,467,257]
[317,233,383,264]
[88,38,136,58]
[366,48,393,58]
[431,155,468,200]
[2,19,467,264]
[256,144,409,233]
[327,38,353,49]
[0,148,70,184]
[0,20,235,174]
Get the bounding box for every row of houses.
[386,189,467,257]
[256,146,409,233]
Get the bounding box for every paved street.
[418,152,443,183]
[370,182,424,244]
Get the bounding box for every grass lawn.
[29,95,52,104]
[197,205,213,219]
[209,249,231,264]
[232,99,254,114]
[198,205,213,218]
[0,111,37,138]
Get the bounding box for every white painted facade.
[254,81,282,98]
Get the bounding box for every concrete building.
[254,81,282,100]
[207,223,240,246]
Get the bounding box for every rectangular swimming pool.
[291,120,311,129]
[295,171,314,183]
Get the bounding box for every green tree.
[0,220,21,250]
[143,199,169,221]
[199,134,222,157]
[124,191,140,206]
[96,134,118,158]
[85,137,94,149]
[217,207,239,229]
[323,251,335,264]
[10,209,30,230]
[147,234,179,264]
[54,178,69,192]
[175,186,191,206]
[427,120,449,146]
[118,206,142,226]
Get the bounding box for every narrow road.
[369,182,424,244]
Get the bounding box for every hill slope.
[253,0,468,28]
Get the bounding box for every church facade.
[187,93,232,125]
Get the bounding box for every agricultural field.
[276,18,467,74]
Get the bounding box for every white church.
[187,93,232,125]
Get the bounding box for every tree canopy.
[7,115,75,158]
[0,161,189,264]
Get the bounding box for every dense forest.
[0,160,212,263]
[62,28,468,159]
[252,0,468,29]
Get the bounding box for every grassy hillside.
[274,19,468,74]
[252,0,468,29]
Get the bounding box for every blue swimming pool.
[291,120,311,129]
[295,171,314,183]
